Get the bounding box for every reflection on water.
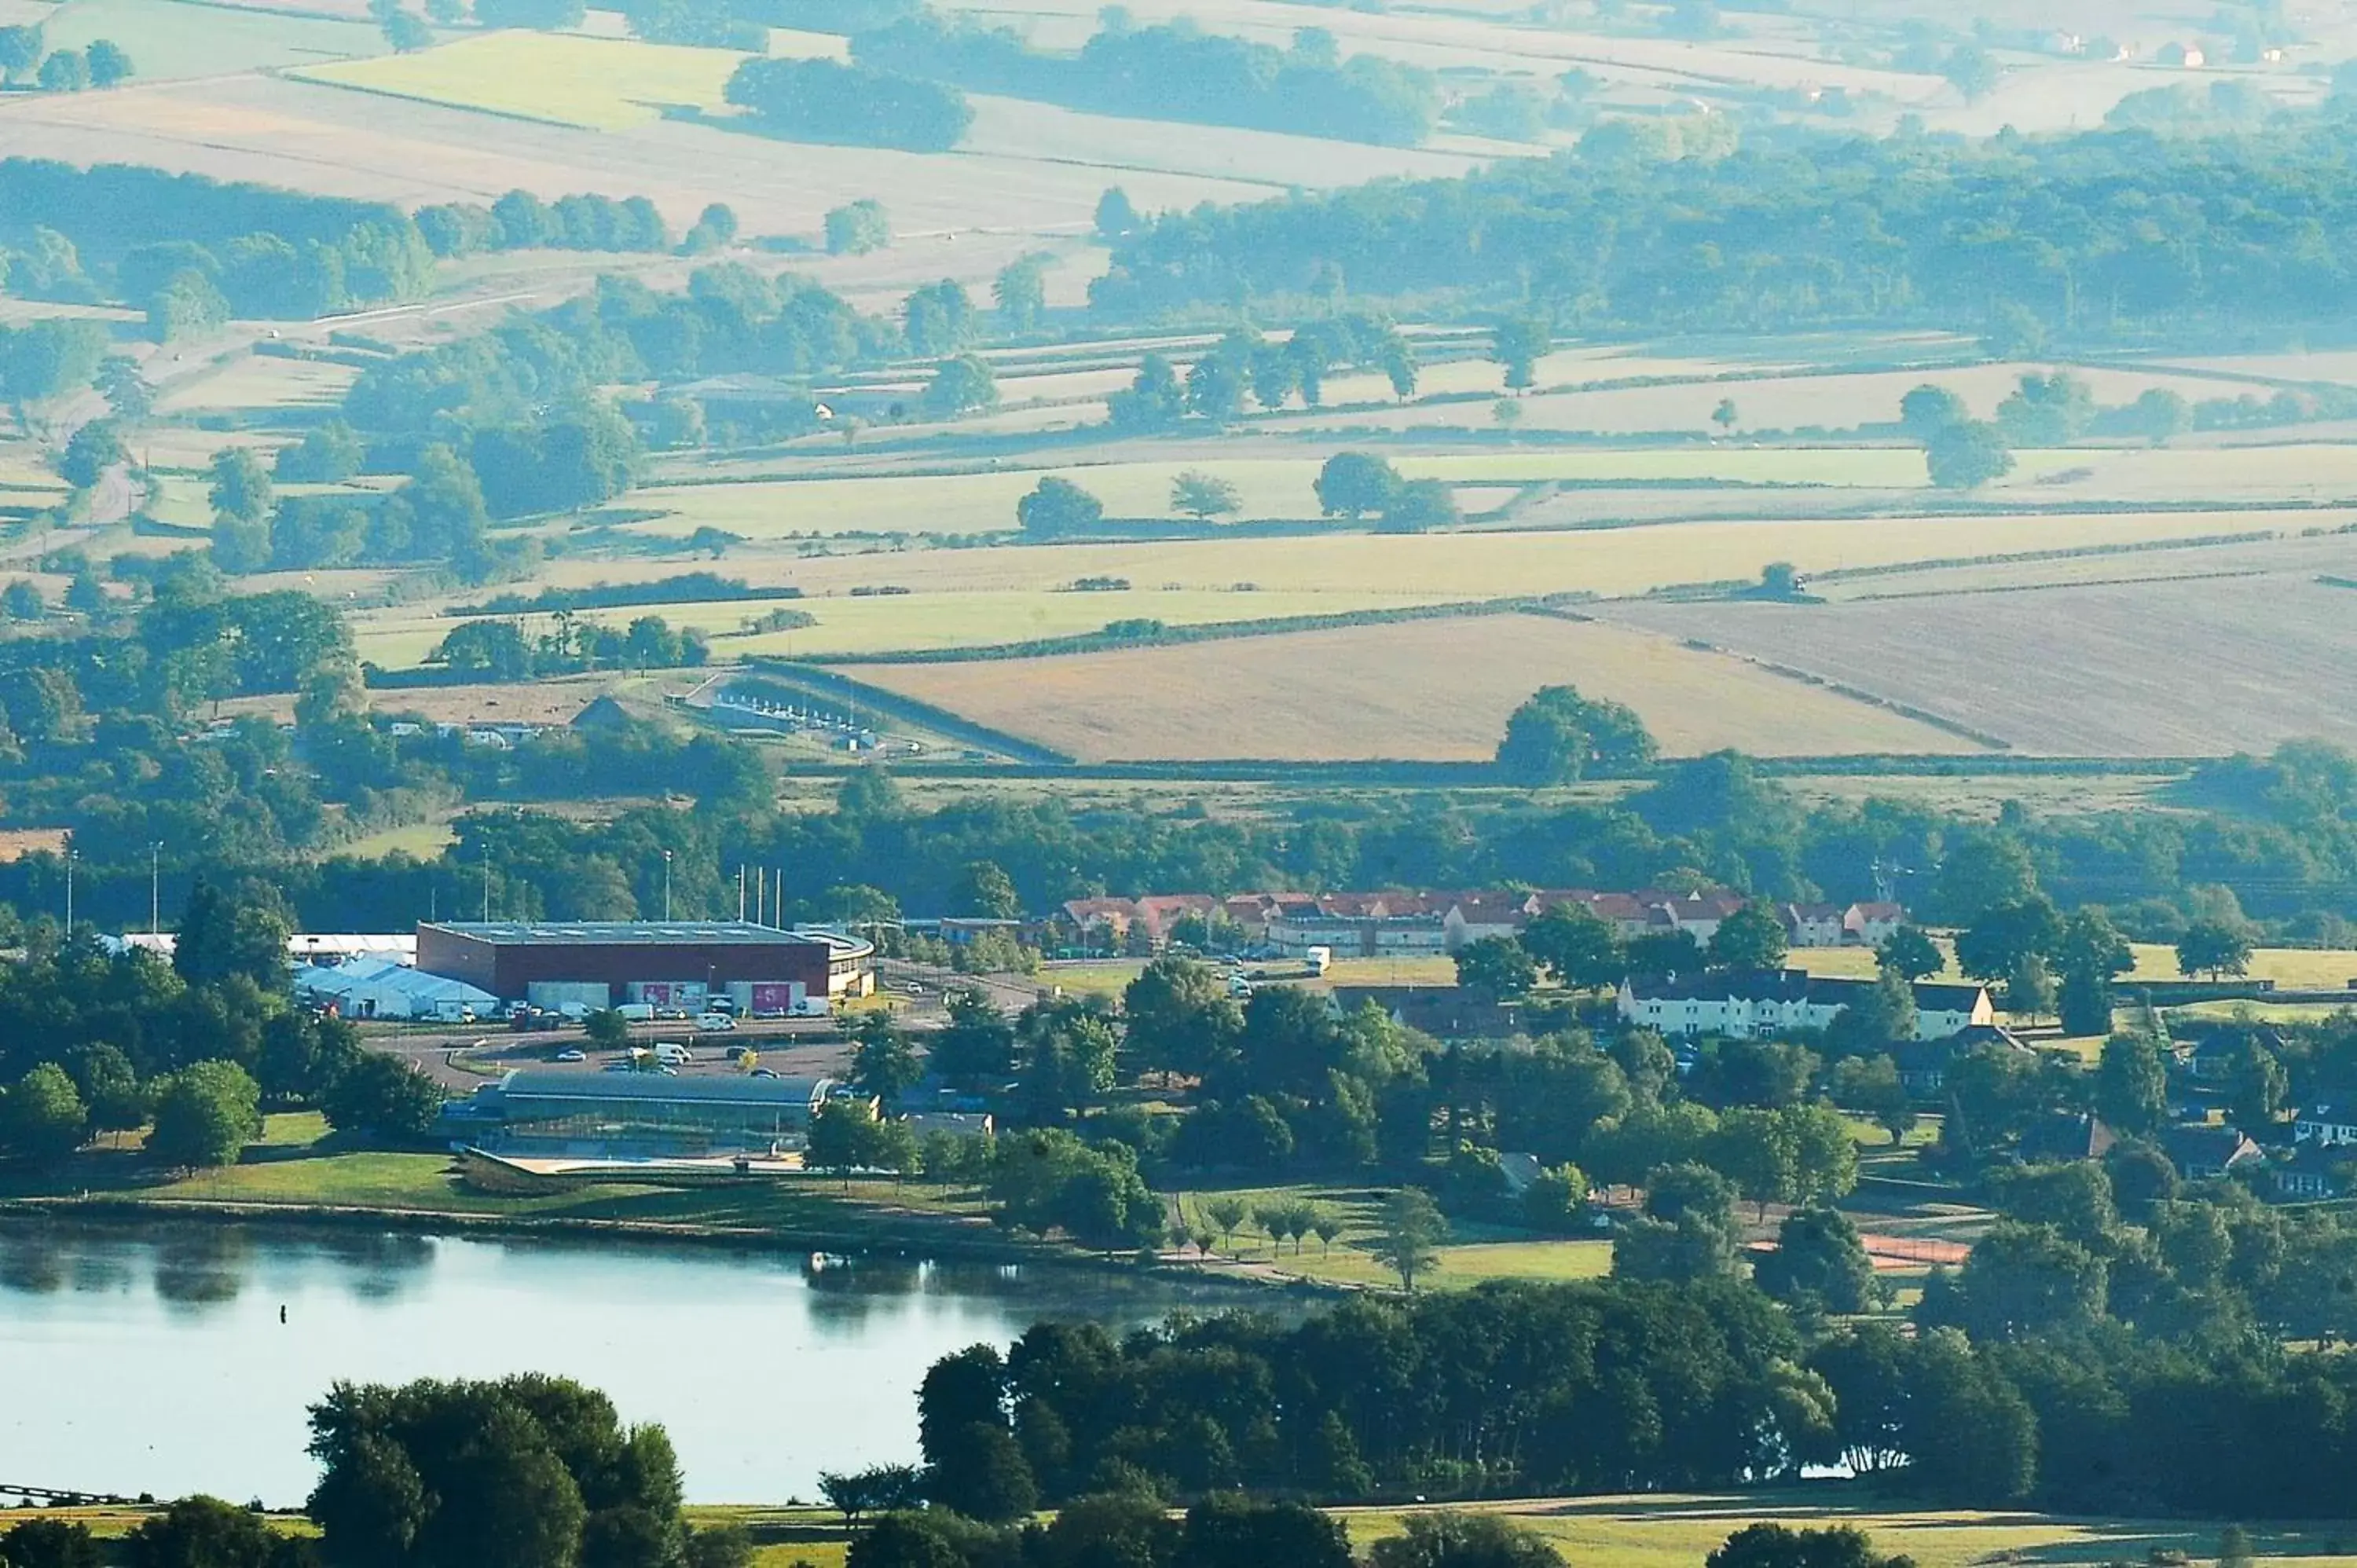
[0,1217,1261,1506]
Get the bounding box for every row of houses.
[1615,968,1996,1042]
[1057,888,1908,958]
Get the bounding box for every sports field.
[838,613,1988,761]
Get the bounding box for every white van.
[695,1012,737,1031]
[614,1002,655,1023]
[654,1042,694,1066]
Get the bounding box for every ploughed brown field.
[1596,572,2357,757]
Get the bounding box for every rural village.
[2,0,2357,1556]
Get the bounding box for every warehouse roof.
[423,921,844,947]
[298,958,498,1010]
[496,1069,834,1107]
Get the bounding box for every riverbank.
[0,1112,1319,1297]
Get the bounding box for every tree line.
[0,880,444,1170]
[1088,116,2357,344]
[849,12,1436,147]
[0,158,434,319]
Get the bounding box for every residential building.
[2018,1112,2120,1163]
[2294,1105,2357,1146]
[2271,1143,2344,1200]
[1616,969,1994,1042]
[1058,885,1907,957]
[1895,1024,2035,1095]
[2161,1122,2263,1179]
[1845,903,1908,946]
[1329,984,1528,1039]
[1775,903,1847,948]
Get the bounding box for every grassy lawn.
[292,31,753,130]
[1168,1183,1611,1291]
[333,818,460,859]
[3,1115,1004,1245]
[2125,943,2357,990]
[43,0,387,78]
[1340,1492,2357,1568]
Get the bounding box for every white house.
[1616,969,1994,1042]
[2293,1105,2357,1146]
[1775,903,1848,948]
[1843,902,1908,946]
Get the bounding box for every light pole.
[63,838,74,932]
[663,850,673,921]
[150,841,163,936]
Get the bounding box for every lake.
[0,1217,1258,1506]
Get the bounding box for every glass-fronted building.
[449,1069,836,1156]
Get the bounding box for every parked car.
[553,1048,586,1062]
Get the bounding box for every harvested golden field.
[154,354,362,415]
[0,72,1272,243]
[621,449,2143,538]
[842,613,1984,761]
[1281,361,2229,437]
[731,507,2330,600]
[1601,573,2357,757]
[354,585,1457,666]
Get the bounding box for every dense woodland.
[848,12,1438,146]
[1093,112,2357,343]
[0,160,432,324]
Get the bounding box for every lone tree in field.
[1923,419,2014,489]
[1877,925,1945,983]
[1203,1195,1248,1251]
[1371,1187,1448,1290]
[823,198,891,255]
[1495,685,1656,783]
[1491,314,1549,390]
[1017,476,1103,538]
[1170,470,1242,520]
[1313,452,1400,518]
[921,355,997,419]
[1712,397,1738,433]
[2177,920,2254,980]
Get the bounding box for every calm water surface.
[0,1218,1252,1505]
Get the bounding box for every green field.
[351,587,1461,668]
[40,0,388,79]
[293,31,757,131]
[3,1112,1005,1244]
[1168,1182,1613,1291]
